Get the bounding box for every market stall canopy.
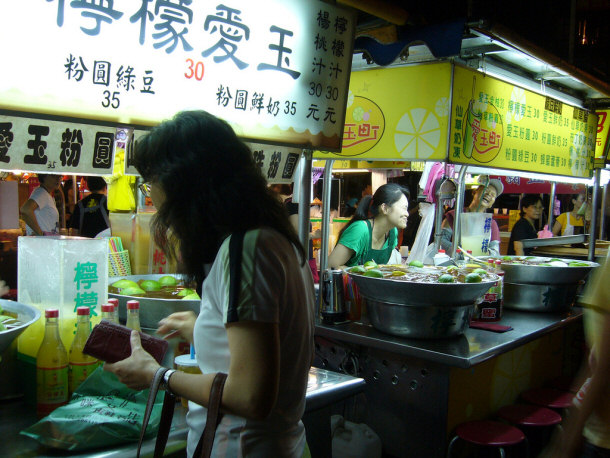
[489,175,585,195]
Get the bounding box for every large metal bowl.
[503,282,581,312]
[481,256,598,285]
[367,298,472,339]
[109,274,200,329]
[0,299,41,354]
[347,271,498,306]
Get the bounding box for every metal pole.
[548,182,556,232]
[451,166,468,257]
[319,159,335,274]
[601,183,607,240]
[297,150,313,256]
[588,168,601,261]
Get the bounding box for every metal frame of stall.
[308,32,609,458]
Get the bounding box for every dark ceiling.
[354,0,610,88]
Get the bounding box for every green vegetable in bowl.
[111,279,139,289]
[119,286,146,296]
[182,292,201,300]
[158,275,178,287]
[473,268,488,275]
[409,260,424,267]
[140,280,161,292]
[438,274,455,283]
[350,266,366,274]
[363,269,384,278]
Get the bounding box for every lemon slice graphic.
[490,345,533,411]
[353,106,365,122]
[435,97,449,117]
[394,108,441,159]
[509,87,527,122]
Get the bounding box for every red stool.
[447,420,528,457]
[521,388,573,411]
[498,404,562,456]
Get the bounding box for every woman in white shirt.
[20,174,61,236]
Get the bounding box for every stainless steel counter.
[0,367,364,457]
[315,308,583,369]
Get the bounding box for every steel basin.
[347,271,497,306]
[503,282,581,312]
[109,274,200,329]
[367,298,473,339]
[481,256,598,285]
[0,299,41,354]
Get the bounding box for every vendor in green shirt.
[328,183,410,269]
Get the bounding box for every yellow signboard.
[450,66,597,178]
[314,62,451,160]
[595,109,610,163]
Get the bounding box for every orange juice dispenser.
[17,236,108,406]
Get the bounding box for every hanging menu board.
[0,1,355,151]
[449,66,598,178]
[314,63,452,160]
[595,108,610,165]
[0,111,115,175]
[125,129,300,183]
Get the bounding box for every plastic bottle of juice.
[36,309,69,418]
[107,298,119,324]
[101,303,116,323]
[126,300,142,332]
[69,306,98,395]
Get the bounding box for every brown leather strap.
[154,385,176,458]
[138,367,172,458]
[194,372,228,458]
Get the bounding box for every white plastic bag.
[407,202,435,264]
[387,249,402,265]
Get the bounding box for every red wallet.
[83,319,168,364]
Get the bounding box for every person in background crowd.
[552,193,586,236]
[20,174,61,236]
[328,183,409,269]
[440,176,503,256]
[104,110,314,457]
[507,194,543,256]
[542,255,610,457]
[69,176,110,238]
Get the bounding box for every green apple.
[119,286,145,296]
[140,280,161,292]
[159,275,178,287]
[111,279,139,289]
[178,288,195,297]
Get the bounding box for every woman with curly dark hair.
[105,110,315,457]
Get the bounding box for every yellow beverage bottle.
[101,303,116,323]
[126,300,141,332]
[107,298,119,324]
[36,309,69,418]
[69,306,98,395]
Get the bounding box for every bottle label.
[37,365,69,416]
[69,361,98,393]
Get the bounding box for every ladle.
[457,247,487,265]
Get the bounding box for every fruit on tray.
[111,279,139,289]
[140,280,161,292]
[158,275,178,287]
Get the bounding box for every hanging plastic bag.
[407,202,435,264]
[20,367,164,451]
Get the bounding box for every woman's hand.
[104,331,160,390]
[157,311,197,342]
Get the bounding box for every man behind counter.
[68,176,110,238]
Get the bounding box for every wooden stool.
[447,420,528,457]
[521,388,573,412]
[498,404,562,456]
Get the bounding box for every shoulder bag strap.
[139,367,176,458]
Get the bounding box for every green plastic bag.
[20,366,164,451]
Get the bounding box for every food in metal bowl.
[347,263,498,284]
[109,275,200,300]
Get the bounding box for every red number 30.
[185,59,205,81]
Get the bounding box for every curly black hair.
[134,110,305,291]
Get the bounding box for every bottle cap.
[107,298,119,307]
[438,249,446,254]
[101,304,114,313]
[76,306,90,316]
[45,309,59,318]
[495,260,502,265]
[467,250,472,254]
[127,300,140,310]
